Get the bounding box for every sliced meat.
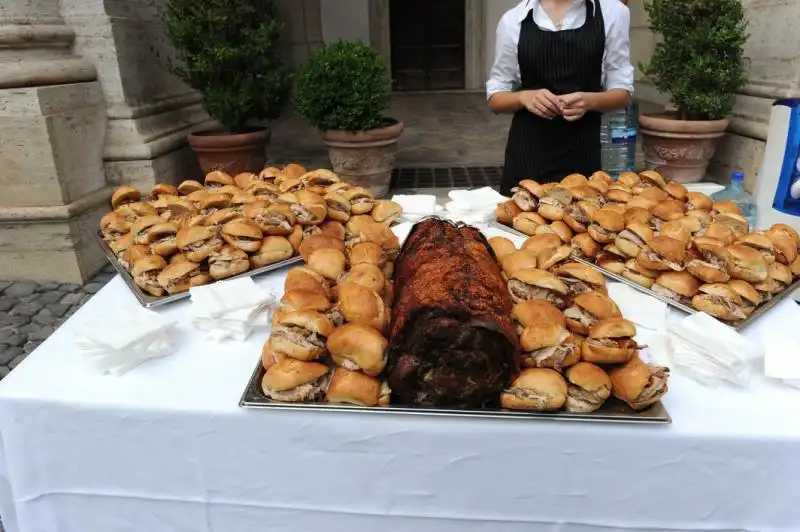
[618,229,646,248]
[507,279,567,308]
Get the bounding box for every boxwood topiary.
[162,0,291,132]
[293,40,390,132]
[641,0,749,120]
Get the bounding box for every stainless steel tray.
[488,221,800,330]
[239,359,671,424]
[94,231,303,308]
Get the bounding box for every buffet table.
[1,270,799,532]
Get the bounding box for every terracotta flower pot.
[638,113,729,184]
[320,120,404,197]
[187,127,271,176]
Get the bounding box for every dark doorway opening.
[389,0,466,91]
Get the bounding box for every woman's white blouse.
[486,0,634,99]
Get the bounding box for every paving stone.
[15,323,38,339]
[46,304,71,318]
[33,311,57,326]
[10,302,43,317]
[8,354,27,369]
[37,291,65,305]
[29,326,54,342]
[59,284,81,293]
[0,366,10,379]
[0,330,14,344]
[60,293,84,305]
[36,282,62,292]
[0,346,23,366]
[23,342,40,354]
[3,282,38,298]
[84,282,105,294]
[4,334,24,346]
[0,298,13,312]
[0,281,11,294]
[0,315,29,329]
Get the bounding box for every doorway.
[389,0,466,91]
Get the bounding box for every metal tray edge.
[94,231,303,308]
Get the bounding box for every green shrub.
[294,40,390,131]
[641,0,749,120]
[162,0,291,132]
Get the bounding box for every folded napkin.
[443,187,508,224]
[74,304,177,375]
[743,298,800,387]
[607,282,668,331]
[391,221,415,246]
[391,194,438,222]
[190,277,276,341]
[666,311,763,388]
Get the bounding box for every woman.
[488,0,634,196]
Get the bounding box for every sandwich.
[307,248,347,282]
[253,204,296,236]
[769,262,793,292]
[121,244,151,270]
[791,256,800,278]
[101,212,130,241]
[280,289,331,314]
[534,220,573,243]
[299,234,345,263]
[335,283,389,333]
[108,232,133,258]
[625,195,658,212]
[111,185,141,209]
[712,200,741,216]
[199,193,232,214]
[230,191,256,211]
[320,220,346,241]
[156,261,205,294]
[582,318,639,364]
[488,236,517,262]
[664,181,688,202]
[606,183,633,204]
[537,186,573,221]
[766,225,799,265]
[726,244,768,282]
[186,189,209,206]
[348,242,387,268]
[651,199,685,222]
[564,362,612,413]
[714,212,749,237]
[735,233,776,264]
[233,172,256,189]
[507,268,569,308]
[683,210,711,234]
[691,283,747,320]
[659,220,692,248]
[563,201,598,233]
[501,368,567,412]
[535,245,572,271]
[205,208,242,232]
[221,219,263,253]
[726,279,761,316]
[766,223,799,248]
[623,207,654,228]
[290,190,328,226]
[512,212,547,235]
[569,186,603,208]
[149,183,178,200]
[560,173,588,188]
[636,235,685,271]
[587,178,609,195]
[616,172,640,188]
[614,221,653,258]
[522,233,563,256]
[339,263,386,293]
[595,247,627,275]
[326,181,351,195]
[147,222,179,257]
[587,208,625,244]
[324,191,351,223]
[589,170,613,184]
[261,358,331,402]
[608,356,669,411]
[115,201,158,225]
[752,275,779,301]
[358,222,400,260]
[622,258,659,288]
[326,369,389,407]
[261,342,284,371]
[496,200,523,225]
[512,300,565,334]
[651,271,701,306]
[637,170,667,190]
[345,215,376,242]
[511,180,542,212]
[553,262,606,296]
[520,324,581,371]
[327,323,388,377]
[208,245,249,280]
[131,255,167,296]
[371,200,403,225]
[345,187,376,215]
[269,310,335,361]
[563,290,621,336]
[685,191,712,211]
[284,267,331,296]
[204,170,234,191]
[705,222,735,245]
[247,181,280,202]
[300,168,340,188]
[571,232,602,260]
[130,215,162,245]
[250,236,293,268]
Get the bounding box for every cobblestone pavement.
[0,264,116,380]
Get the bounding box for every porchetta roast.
[386,218,520,407]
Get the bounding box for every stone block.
[105,144,203,190]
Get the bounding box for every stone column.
[0,0,110,283]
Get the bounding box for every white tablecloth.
[1,272,799,532]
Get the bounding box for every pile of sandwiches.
[99,164,401,298]
[496,170,800,322]
[488,234,669,413]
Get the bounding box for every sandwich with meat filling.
[651,271,701,306]
[326,369,390,407]
[496,200,523,225]
[636,235,685,271]
[736,233,776,264]
[327,323,388,377]
[520,323,581,371]
[269,310,335,361]
[261,358,332,403]
[587,208,625,244]
[221,219,263,253]
[156,261,209,294]
[726,244,769,283]
[132,255,167,296]
[563,201,598,233]
[501,368,567,412]
[176,226,222,262]
[726,279,761,317]
[208,245,249,280]
[691,283,747,321]
[622,258,659,288]
[609,356,670,411]
[507,268,569,308]
[253,204,296,236]
[563,290,621,336]
[537,186,573,221]
[511,179,542,212]
[571,232,602,260]
[553,262,606,296]
[582,318,640,364]
[345,187,376,215]
[686,236,730,283]
[512,300,565,334]
[565,362,612,413]
[614,221,653,258]
[290,190,328,226]
[512,211,547,235]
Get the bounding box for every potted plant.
[639,0,748,183]
[163,0,291,175]
[293,40,403,197]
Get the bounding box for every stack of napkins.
[74,304,178,375]
[391,194,438,222]
[744,298,800,388]
[666,311,763,388]
[607,282,668,331]
[190,277,276,341]
[444,187,507,224]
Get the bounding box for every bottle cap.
[731,171,744,181]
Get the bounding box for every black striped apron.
[500,1,606,196]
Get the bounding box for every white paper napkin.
[448,187,507,209]
[190,277,276,341]
[742,299,800,385]
[607,282,668,331]
[391,194,437,222]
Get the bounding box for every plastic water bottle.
[712,171,757,229]
[600,101,638,178]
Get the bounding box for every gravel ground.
[0,264,117,379]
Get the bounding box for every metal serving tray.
[94,231,303,308]
[239,359,671,424]
[488,221,800,330]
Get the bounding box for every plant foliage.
[294,40,390,131]
[163,0,291,132]
[641,0,749,120]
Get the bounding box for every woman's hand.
[518,89,563,119]
[559,92,598,121]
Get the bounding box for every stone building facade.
[1,0,797,282]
